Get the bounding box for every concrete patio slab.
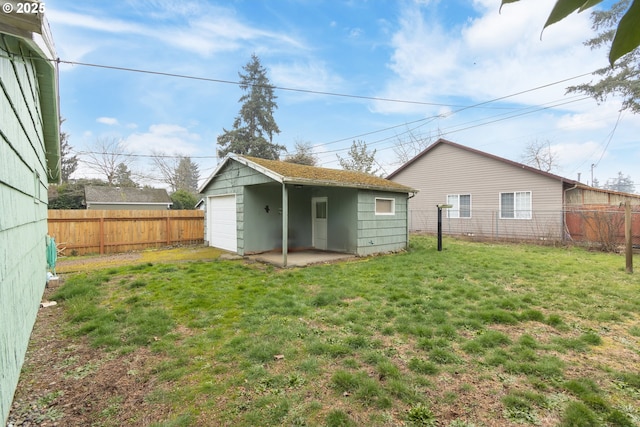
[247,250,356,267]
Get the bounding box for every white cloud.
[48,5,305,59]
[374,0,607,115]
[270,60,344,97]
[97,117,119,125]
[125,124,201,156]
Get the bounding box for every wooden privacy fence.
[565,206,640,250]
[48,210,205,256]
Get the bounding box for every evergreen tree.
[604,171,636,193]
[217,54,285,160]
[170,189,198,210]
[113,162,137,187]
[337,140,380,175]
[284,141,318,166]
[567,0,640,113]
[500,0,640,66]
[60,128,78,183]
[175,157,200,193]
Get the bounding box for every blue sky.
[47,0,639,191]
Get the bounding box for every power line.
[54,57,604,171]
[55,58,595,111]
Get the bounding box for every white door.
[312,197,328,250]
[207,195,237,252]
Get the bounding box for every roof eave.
[283,177,416,193]
[1,11,61,183]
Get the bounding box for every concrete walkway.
[248,250,356,267]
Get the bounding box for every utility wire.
[55,58,595,111]
[52,58,601,170]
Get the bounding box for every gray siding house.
[198,154,416,266]
[388,139,581,241]
[0,6,60,423]
[84,186,173,210]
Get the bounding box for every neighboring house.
[388,139,640,242]
[198,154,416,265]
[84,186,173,210]
[0,6,60,424]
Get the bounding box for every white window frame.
[446,194,471,218]
[375,197,395,215]
[500,191,532,219]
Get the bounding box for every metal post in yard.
[437,204,452,251]
[625,201,633,273]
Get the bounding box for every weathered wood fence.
[48,210,205,256]
[565,206,640,250]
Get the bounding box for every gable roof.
[84,186,172,206]
[1,5,60,182]
[387,138,581,186]
[199,154,416,194]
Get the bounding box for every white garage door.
[207,195,237,252]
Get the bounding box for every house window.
[447,194,471,218]
[500,191,532,219]
[375,198,395,215]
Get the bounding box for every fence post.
[99,217,104,255]
[625,201,633,274]
[166,215,171,246]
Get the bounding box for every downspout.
[563,183,578,242]
[406,191,416,248]
[282,183,288,267]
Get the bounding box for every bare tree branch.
[84,137,134,186]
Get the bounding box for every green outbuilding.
[0,4,60,423]
[198,154,416,266]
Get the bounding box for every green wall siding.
[200,161,274,255]
[357,191,408,256]
[0,35,51,423]
[244,184,283,253]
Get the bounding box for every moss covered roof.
[243,156,415,193]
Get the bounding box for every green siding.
[244,184,283,253]
[200,161,274,255]
[356,191,408,256]
[0,34,52,423]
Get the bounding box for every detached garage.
[198,154,416,266]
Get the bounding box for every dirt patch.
[7,246,224,427]
[6,276,182,427]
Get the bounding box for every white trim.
[375,197,395,215]
[499,191,532,220]
[311,197,328,250]
[446,194,472,219]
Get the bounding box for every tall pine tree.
[217,54,285,160]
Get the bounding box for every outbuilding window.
[375,198,395,215]
[500,191,532,219]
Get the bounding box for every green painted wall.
[243,184,313,253]
[356,191,408,256]
[0,34,53,423]
[200,161,273,255]
[315,187,358,253]
[244,184,283,253]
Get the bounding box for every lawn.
[13,236,640,426]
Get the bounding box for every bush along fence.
[408,207,640,250]
[48,210,205,256]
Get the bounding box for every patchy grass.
[26,236,640,426]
